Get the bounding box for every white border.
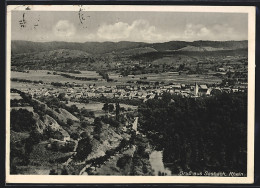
[6,5,255,184]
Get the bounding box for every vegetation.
[74,136,92,161]
[102,103,114,113]
[59,73,98,81]
[11,109,36,132]
[138,92,247,174]
[11,78,43,84]
[67,119,74,126]
[117,155,132,169]
[93,117,103,141]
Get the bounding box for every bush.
[75,136,92,161]
[116,155,132,169]
[80,131,89,138]
[81,121,88,128]
[67,119,74,126]
[51,131,64,140]
[60,141,75,152]
[70,132,80,140]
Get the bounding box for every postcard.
[6,5,255,184]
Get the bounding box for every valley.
[9,40,248,176]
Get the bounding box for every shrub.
[67,119,74,126]
[116,155,132,169]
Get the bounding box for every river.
[149,150,172,176]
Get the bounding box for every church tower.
[194,82,199,97]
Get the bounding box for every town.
[11,71,247,102]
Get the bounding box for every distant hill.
[18,49,90,59]
[177,45,225,52]
[11,40,248,71]
[11,49,92,68]
[11,40,247,55]
[119,47,158,55]
[11,40,146,55]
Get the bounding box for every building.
[194,82,199,97]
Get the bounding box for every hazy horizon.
[11,11,248,43]
[11,39,248,44]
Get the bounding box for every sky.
[11,11,248,43]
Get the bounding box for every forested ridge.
[138,92,247,175]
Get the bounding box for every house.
[232,88,239,92]
[172,84,181,89]
[206,88,212,95]
[43,91,51,96]
[149,94,156,99]
[223,87,231,93]
[141,93,148,99]
[67,88,74,93]
[200,85,208,90]
[197,85,208,96]
[218,67,226,72]
[87,92,96,97]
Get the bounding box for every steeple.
[194,82,199,97]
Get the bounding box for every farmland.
[109,72,221,85]
[11,69,222,87]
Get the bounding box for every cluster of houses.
[16,81,248,102]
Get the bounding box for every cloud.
[53,20,76,38]
[83,20,247,42]
[94,19,163,42]
[182,23,246,41]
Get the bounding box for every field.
[62,70,102,79]
[11,69,222,87]
[11,107,34,112]
[11,70,115,86]
[11,93,22,100]
[12,70,88,84]
[109,72,221,85]
[67,101,137,117]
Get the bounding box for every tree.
[94,117,102,126]
[49,169,58,175]
[11,109,36,132]
[70,104,79,113]
[117,155,132,169]
[102,103,109,113]
[89,111,95,117]
[51,131,64,140]
[81,121,88,128]
[116,103,120,121]
[93,117,103,141]
[71,132,80,140]
[58,93,66,101]
[75,136,92,161]
[67,119,74,126]
[80,131,89,138]
[61,167,69,175]
[108,104,114,113]
[29,129,42,144]
[178,63,185,71]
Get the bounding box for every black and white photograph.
[6,5,255,183]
